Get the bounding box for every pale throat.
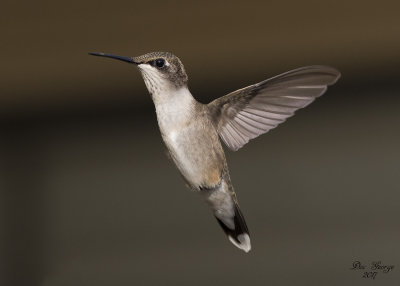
[138,64,195,132]
[153,86,195,135]
[139,65,176,102]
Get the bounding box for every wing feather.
[209,66,340,151]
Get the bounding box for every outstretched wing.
[208,66,341,151]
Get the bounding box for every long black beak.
[89,52,137,64]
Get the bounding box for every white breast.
[153,87,205,186]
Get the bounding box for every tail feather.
[202,180,251,253]
[215,201,251,253]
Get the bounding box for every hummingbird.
[89,51,340,253]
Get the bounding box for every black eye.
[155,58,165,68]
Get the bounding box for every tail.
[215,201,251,253]
[202,183,251,253]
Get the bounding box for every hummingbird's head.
[89,51,188,96]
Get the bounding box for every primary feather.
[209,66,341,151]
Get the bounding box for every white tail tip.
[228,233,251,253]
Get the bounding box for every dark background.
[1,0,399,285]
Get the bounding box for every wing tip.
[308,65,341,85]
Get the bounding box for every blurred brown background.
[1,0,399,285]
